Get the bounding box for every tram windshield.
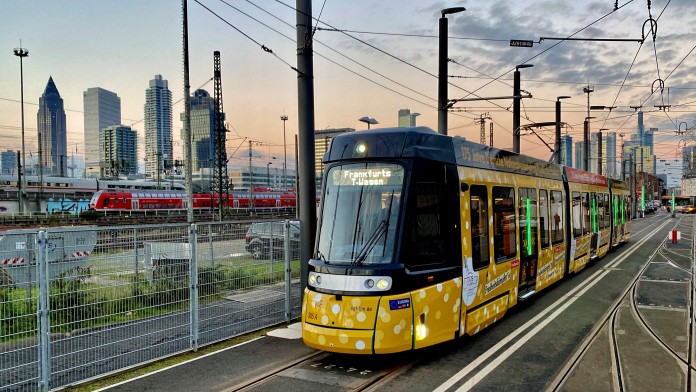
[317,162,404,265]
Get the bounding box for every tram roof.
[325,126,564,180]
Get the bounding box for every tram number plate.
[311,362,372,376]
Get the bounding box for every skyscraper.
[180,89,218,172]
[1,150,18,175]
[605,132,617,178]
[561,135,572,167]
[144,75,172,179]
[83,87,121,177]
[37,77,67,176]
[574,141,584,170]
[398,109,420,127]
[100,125,138,177]
[645,128,656,154]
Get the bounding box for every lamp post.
[14,45,28,214]
[438,6,466,136]
[358,116,378,129]
[281,114,288,190]
[513,64,534,153]
[583,116,595,171]
[555,96,571,164]
[267,162,272,186]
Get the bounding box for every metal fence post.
[208,224,214,269]
[37,230,51,391]
[284,219,291,323]
[189,223,199,352]
[270,222,275,276]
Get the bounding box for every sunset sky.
[1,0,695,170]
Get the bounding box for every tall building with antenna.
[37,76,67,176]
[83,87,121,177]
[144,75,172,179]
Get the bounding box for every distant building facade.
[144,75,173,179]
[1,150,18,175]
[83,87,121,177]
[180,89,222,172]
[37,76,67,176]
[398,109,419,127]
[100,125,138,177]
[561,135,572,167]
[574,141,585,170]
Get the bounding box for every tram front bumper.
[301,289,414,354]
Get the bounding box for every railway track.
[223,350,423,392]
[548,215,695,392]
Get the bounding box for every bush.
[79,210,101,221]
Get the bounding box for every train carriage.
[302,127,632,355]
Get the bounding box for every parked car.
[244,221,300,260]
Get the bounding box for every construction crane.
[212,51,230,221]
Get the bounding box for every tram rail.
[547,214,695,392]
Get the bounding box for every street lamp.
[280,114,288,190]
[513,64,534,153]
[358,116,378,130]
[14,45,28,214]
[438,6,466,136]
[555,96,571,164]
[583,116,596,171]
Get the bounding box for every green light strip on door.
[526,198,532,255]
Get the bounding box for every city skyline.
[1,1,695,171]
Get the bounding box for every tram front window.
[317,163,404,265]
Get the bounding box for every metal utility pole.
[597,130,603,175]
[438,7,465,135]
[182,0,194,223]
[583,116,595,172]
[477,113,490,145]
[489,122,493,147]
[555,96,571,164]
[281,114,288,190]
[14,45,28,214]
[513,64,534,153]
[212,51,229,221]
[297,0,318,300]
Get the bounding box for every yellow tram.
[302,127,632,354]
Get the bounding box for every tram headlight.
[309,273,321,286]
[376,278,390,290]
[364,279,374,289]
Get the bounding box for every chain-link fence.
[0,220,302,391]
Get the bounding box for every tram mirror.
[460,183,469,193]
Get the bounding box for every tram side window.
[412,183,445,261]
[539,190,549,249]
[582,192,591,235]
[603,194,610,229]
[470,185,489,270]
[551,190,564,245]
[625,196,631,221]
[492,186,516,263]
[572,192,582,238]
[519,188,538,258]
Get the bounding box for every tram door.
[518,188,538,297]
[590,193,598,259]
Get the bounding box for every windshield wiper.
[353,219,388,265]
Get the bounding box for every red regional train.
[89,189,296,212]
